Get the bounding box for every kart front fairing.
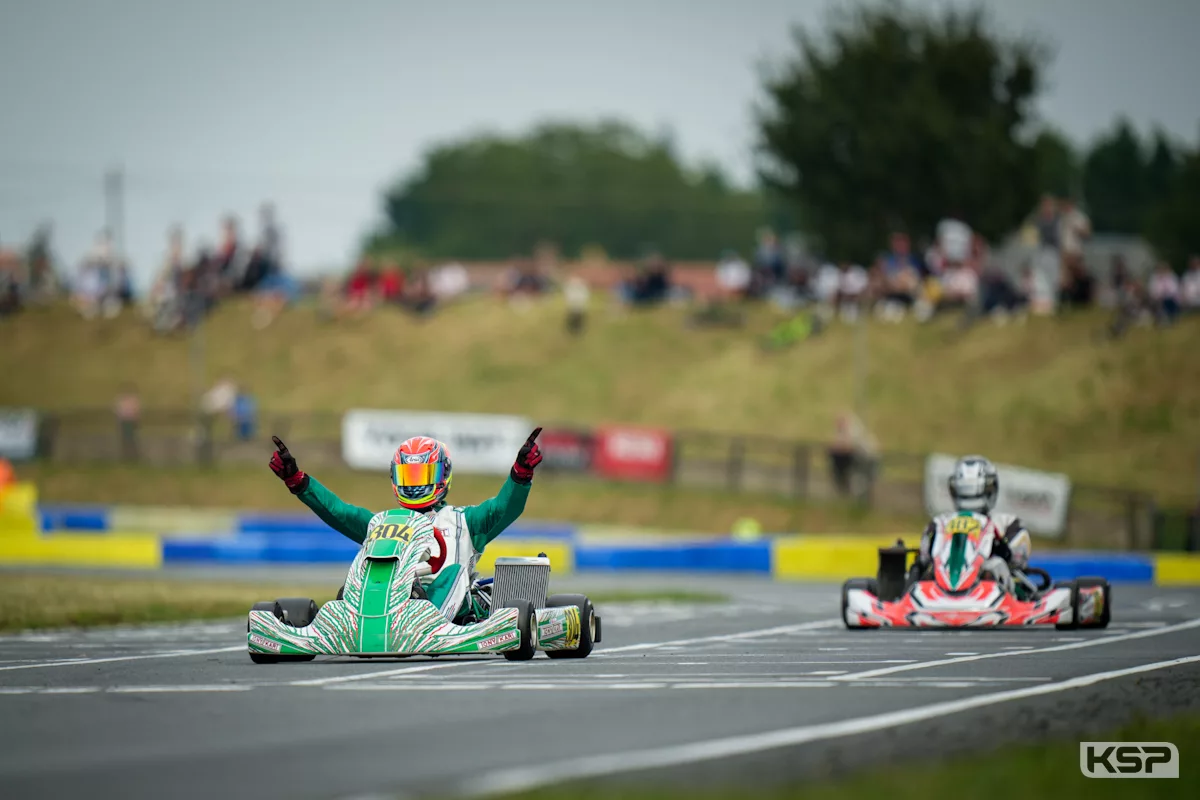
[845,578,1075,628]
[845,513,1075,628]
[247,514,577,657]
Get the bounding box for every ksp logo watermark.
[1079,742,1179,778]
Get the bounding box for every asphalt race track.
[1,575,1198,799]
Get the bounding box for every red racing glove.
[269,435,309,494]
[510,427,543,484]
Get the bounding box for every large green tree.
[1144,143,1200,268]
[1081,118,1151,234]
[374,121,765,260]
[756,4,1047,261]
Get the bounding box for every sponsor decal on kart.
[249,633,283,652]
[1078,586,1104,624]
[478,630,519,649]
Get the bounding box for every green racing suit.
[295,475,531,620]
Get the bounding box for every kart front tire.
[247,601,316,664]
[501,599,537,661]
[275,597,318,628]
[544,593,597,659]
[842,578,878,630]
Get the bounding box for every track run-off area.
[1,576,1198,799]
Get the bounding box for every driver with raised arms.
[268,428,543,623]
[909,455,1034,596]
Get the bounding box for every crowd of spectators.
[145,203,297,332]
[705,199,1199,335]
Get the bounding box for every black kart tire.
[501,599,537,661]
[544,593,597,659]
[875,546,908,601]
[842,578,878,630]
[248,600,316,664]
[275,597,318,628]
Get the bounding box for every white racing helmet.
[948,455,999,513]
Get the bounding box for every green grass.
[18,462,925,535]
[0,573,726,632]
[501,711,1199,799]
[0,573,340,631]
[3,298,1198,503]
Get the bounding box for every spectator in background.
[1059,198,1091,272]
[754,228,785,288]
[146,226,186,333]
[564,272,589,336]
[1147,261,1181,326]
[214,215,248,292]
[1030,195,1061,315]
[715,250,751,300]
[837,262,868,322]
[72,230,116,320]
[430,262,469,301]
[232,388,258,441]
[878,232,921,321]
[202,376,238,418]
[827,412,879,501]
[26,223,58,303]
[935,213,973,272]
[378,260,405,304]
[0,241,21,317]
[405,268,436,316]
[813,261,841,321]
[344,258,377,316]
[1181,256,1200,313]
[624,254,672,307]
[114,384,141,461]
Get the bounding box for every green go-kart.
[247,510,600,663]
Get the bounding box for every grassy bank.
[4,299,1198,502]
[504,711,1198,800]
[0,573,725,632]
[19,462,925,535]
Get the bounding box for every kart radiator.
[490,556,550,610]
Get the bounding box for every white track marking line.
[293,620,841,684]
[835,617,1200,681]
[108,685,253,693]
[944,652,979,656]
[288,662,476,687]
[459,654,1200,797]
[0,645,243,672]
[595,620,840,655]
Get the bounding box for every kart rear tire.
[544,593,597,659]
[1074,576,1111,629]
[842,578,878,630]
[248,601,316,664]
[501,599,537,661]
[276,597,318,628]
[876,546,908,601]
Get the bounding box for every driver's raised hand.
[510,427,543,484]
[269,435,310,494]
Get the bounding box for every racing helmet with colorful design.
[391,437,453,511]
[947,455,999,513]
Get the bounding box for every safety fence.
[10,407,1167,550]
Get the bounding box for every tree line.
[370,4,1198,269]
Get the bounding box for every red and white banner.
[591,425,673,482]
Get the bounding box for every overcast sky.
[2,0,1198,286]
